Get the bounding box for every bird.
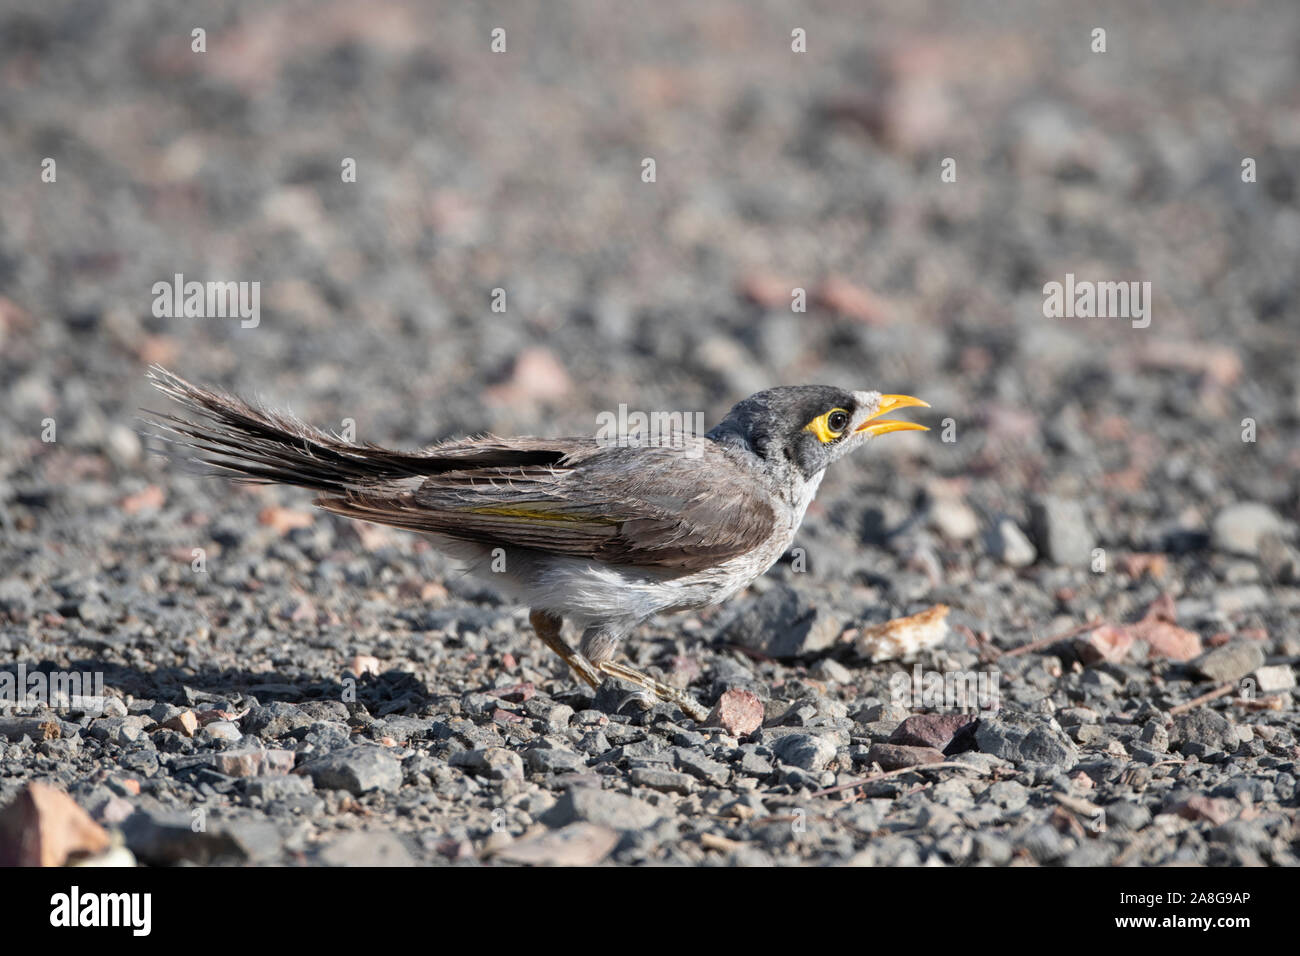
[144,367,929,720]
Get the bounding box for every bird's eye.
[804,407,854,443]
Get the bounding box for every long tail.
[142,366,436,494]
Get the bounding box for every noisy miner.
[146,367,929,720]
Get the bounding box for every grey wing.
[318,441,779,573]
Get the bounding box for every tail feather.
[143,366,436,495]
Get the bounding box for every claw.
[615,688,656,714]
[596,660,710,722]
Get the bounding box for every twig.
[0,717,61,741]
[988,621,1097,661]
[1169,682,1234,715]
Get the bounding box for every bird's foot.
[592,678,656,716]
[596,660,710,722]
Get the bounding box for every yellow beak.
[855,394,931,437]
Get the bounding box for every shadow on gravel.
[65,659,433,716]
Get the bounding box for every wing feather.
[318,441,778,573]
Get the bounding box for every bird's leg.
[580,625,710,722]
[528,609,601,689]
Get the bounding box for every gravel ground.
[1,0,1298,866]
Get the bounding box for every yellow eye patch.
[804,408,851,444]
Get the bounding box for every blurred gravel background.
[1,0,1298,866]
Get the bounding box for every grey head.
[706,385,930,480]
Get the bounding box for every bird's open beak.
[856,394,931,436]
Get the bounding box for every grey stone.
[148,702,183,724]
[1209,820,1272,854]
[575,730,611,755]
[1030,495,1094,565]
[738,750,774,777]
[757,724,851,748]
[245,775,313,800]
[1130,746,1166,765]
[1081,669,1121,697]
[297,700,350,723]
[1171,710,1239,755]
[770,732,838,771]
[928,496,979,541]
[295,724,351,757]
[243,702,312,738]
[199,720,242,742]
[1065,842,1116,866]
[373,715,433,743]
[857,719,905,742]
[522,697,575,731]
[449,747,525,781]
[298,745,402,795]
[674,749,730,786]
[974,713,1078,769]
[122,811,283,865]
[986,780,1030,811]
[539,787,666,831]
[71,598,112,628]
[918,804,961,833]
[811,658,854,684]
[719,793,769,821]
[1259,533,1300,584]
[670,729,709,748]
[1103,801,1151,832]
[88,716,149,746]
[1211,503,1286,556]
[1192,643,1265,683]
[1073,724,1110,746]
[630,767,695,794]
[1212,586,1270,615]
[1138,720,1169,752]
[0,579,34,616]
[1253,665,1296,694]
[317,830,415,866]
[494,822,620,866]
[1020,822,1067,862]
[524,746,588,775]
[105,422,142,466]
[985,518,1037,567]
[718,584,843,659]
[858,701,911,723]
[971,832,1012,864]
